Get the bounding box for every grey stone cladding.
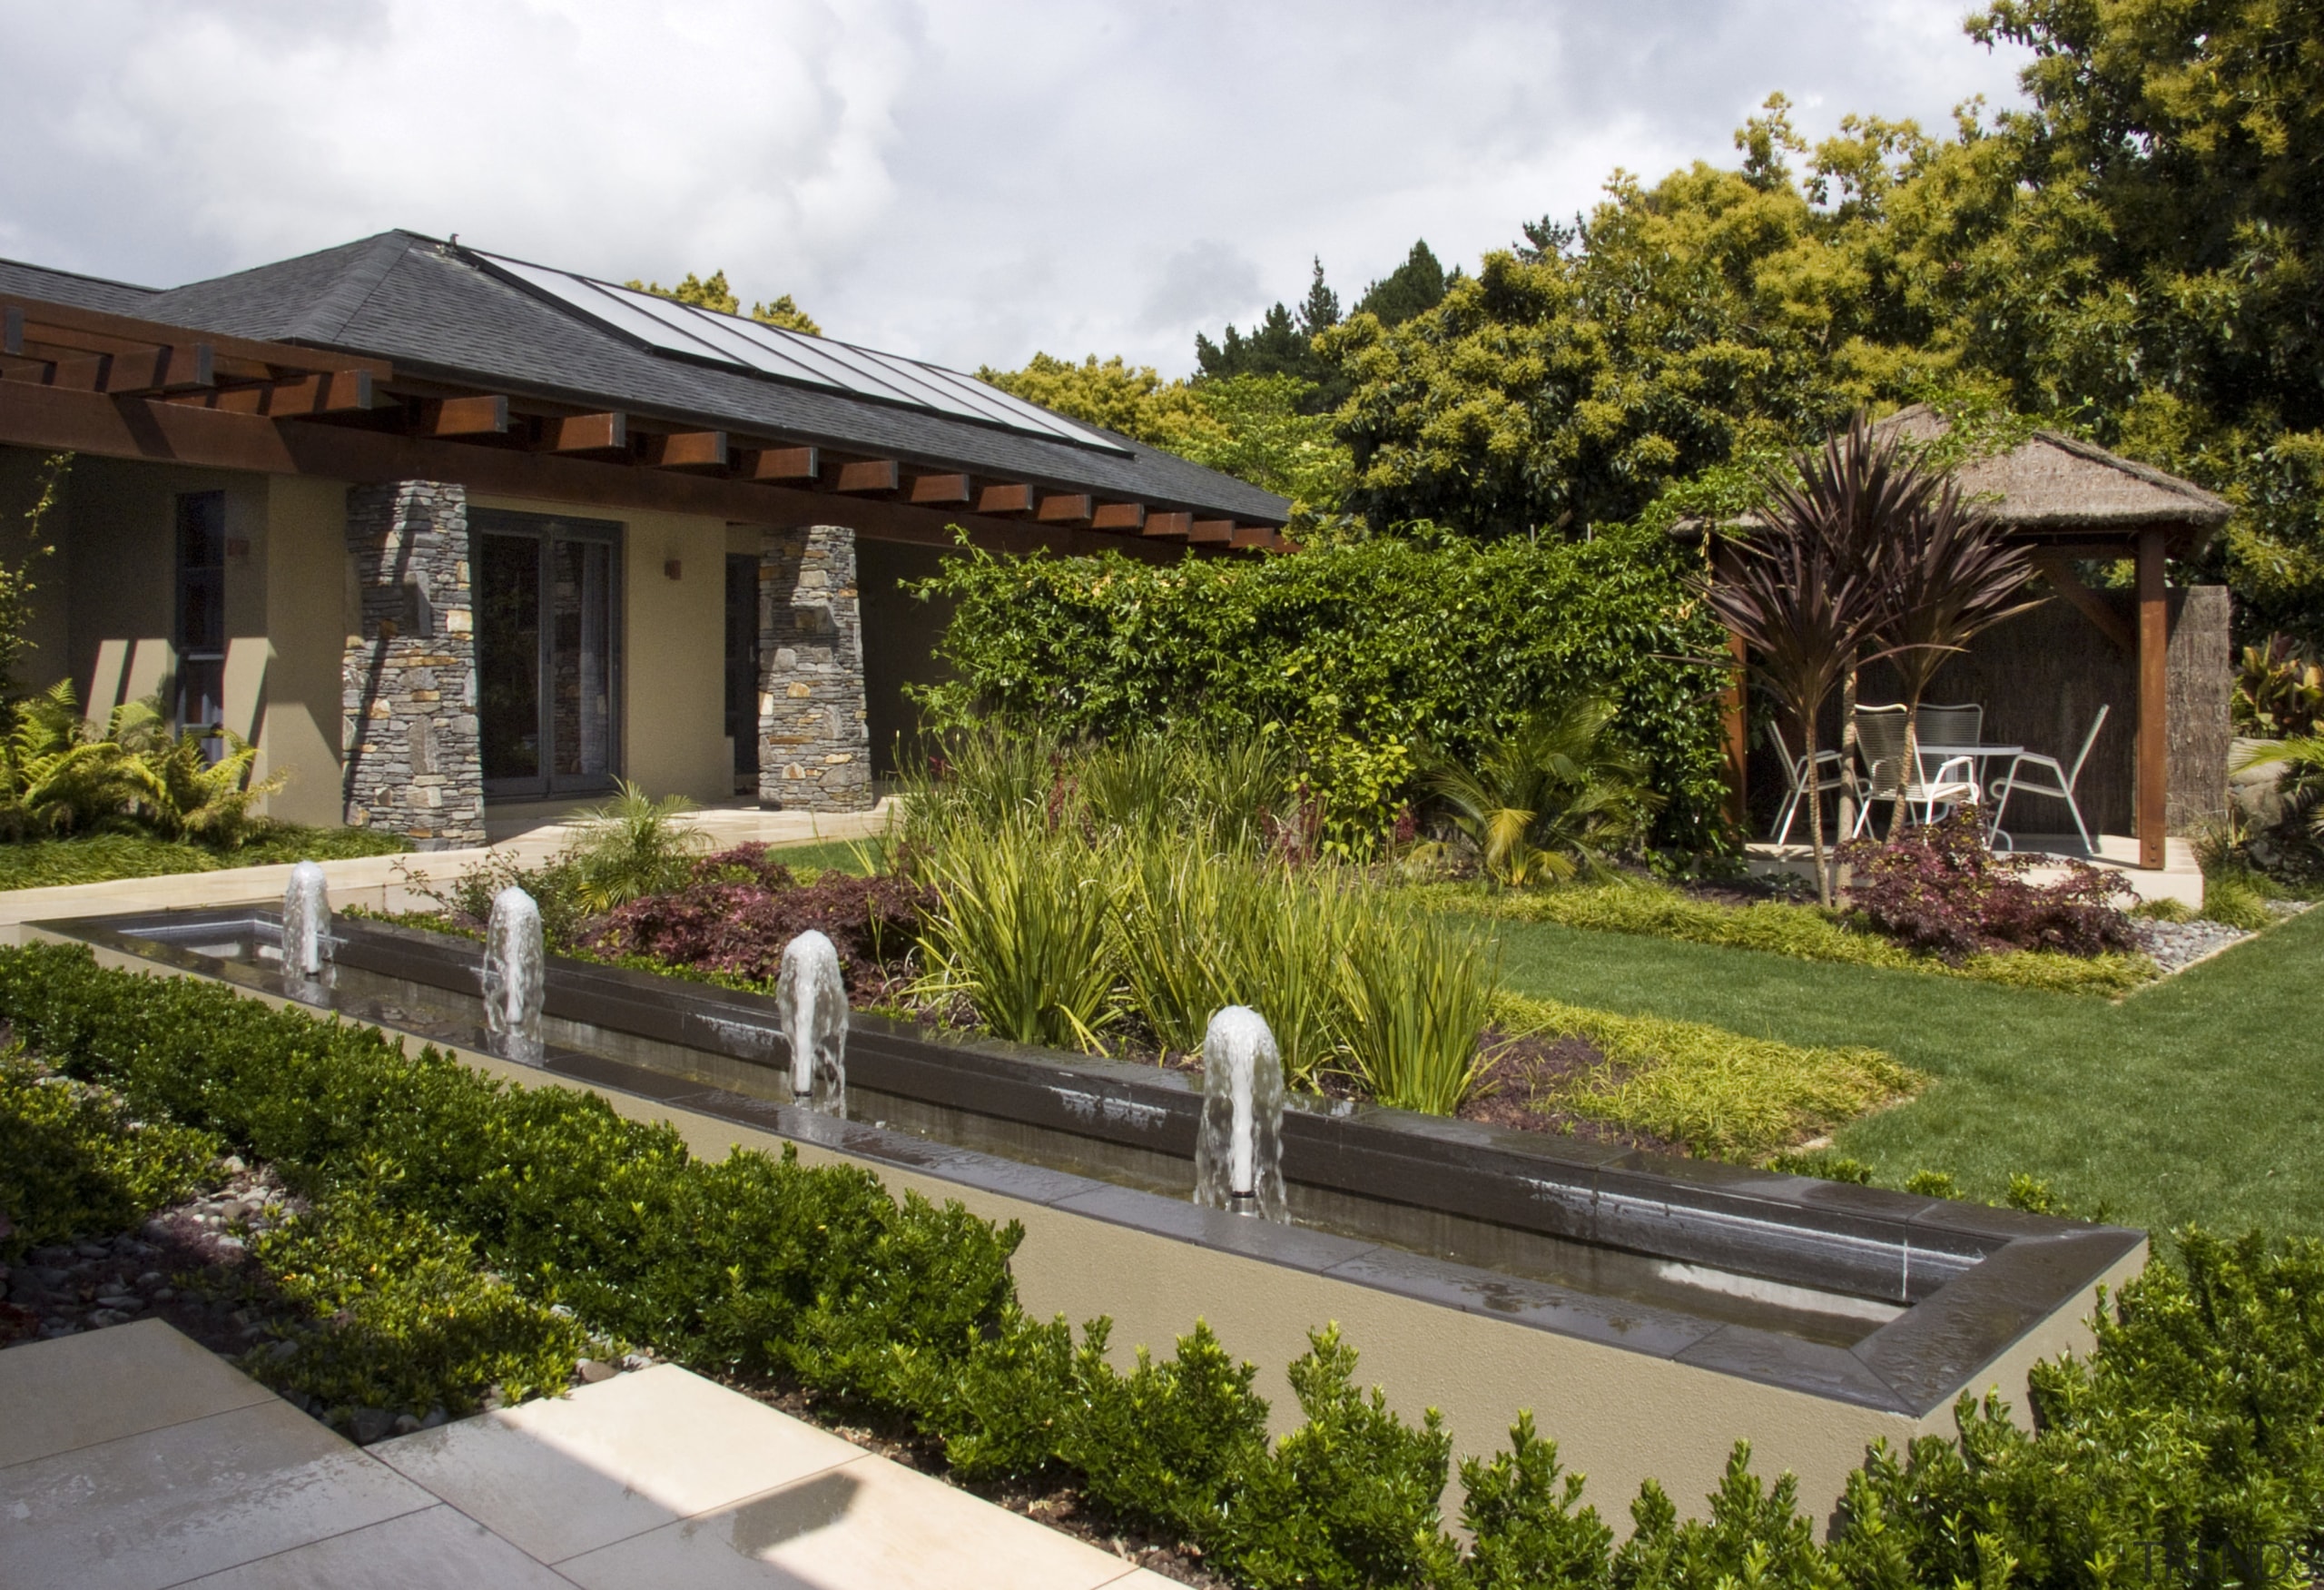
[340,482,486,848]
[756,524,872,811]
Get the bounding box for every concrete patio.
[1746,831,2204,910]
[0,1318,1169,1590]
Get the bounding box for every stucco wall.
[262,476,354,826]
[468,492,730,807]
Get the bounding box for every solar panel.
[471,249,1130,455]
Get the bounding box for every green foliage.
[0,827,407,892]
[0,453,64,710]
[1425,696,1663,884]
[564,779,711,912]
[1493,991,1920,1160]
[1467,876,2156,995]
[248,1184,593,1417]
[1766,1151,1876,1185]
[1434,1412,1615,1590]
[1612,1445,1835,1590]
[1340,902,1499,1114]
[2199,868,2276,932]
[2234,636,2323,738]
[907,529,1731,852]
[0,679,284,845]
[0,1047,220,1258]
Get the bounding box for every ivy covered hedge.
[7,943,2324,1590]
[906,527,1732,850]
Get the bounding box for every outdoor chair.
[1850,704,1979,837]
[1768,722,1849,847]
[1986,704,2109,855]
[1915,702,1984,753]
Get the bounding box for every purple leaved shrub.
[1838,812,2137,961]
[584,844,931,1000]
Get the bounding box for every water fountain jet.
[1194,1005,1285,1220]
[481,886,545,1062]
[777,929,847,1112]
[281,861,332,979]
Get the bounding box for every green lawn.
[1483,905,2324,1239]
[0,828,411,892]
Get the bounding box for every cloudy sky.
[1,1,2033,377]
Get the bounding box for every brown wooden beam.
[642,430,727,469]
[834,459,901,494]
[417,395,508,437]
[1187,518,1234,545]
[1713,538,1749,835]
[909,472,972,507]
[976,482,1035,517]
[1227,524,1273,549]
[537,411,625,453]
[2,294,393,380]
[2135,528,2170,871]
[2029,551,2134,656]
[740,445,819,484]
[164,370,377,418]
[0,379,1196,565]
[19,341,216,397]
[1142,510,1192,540]
[1038,493,1094,526]
[1090,501,1145,532]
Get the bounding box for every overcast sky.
[0,1,2033,378]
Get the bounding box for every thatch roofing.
[1671,405,2231,554]
[1872,405,2230,538]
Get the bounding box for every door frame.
[474,508,625,801]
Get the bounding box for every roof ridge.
[2027,428,2230,510]
[285,232,414,344]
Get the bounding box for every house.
[0,232,1290,846]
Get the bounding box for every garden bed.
[0,826,409,892]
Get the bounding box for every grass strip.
[1436,879,2155,996]
[1491,991,1923,1161]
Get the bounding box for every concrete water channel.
[32,906,2147,1524]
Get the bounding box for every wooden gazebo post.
[2135,528,2170,871]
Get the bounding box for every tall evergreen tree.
[1354,241,1452,327]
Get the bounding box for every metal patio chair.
[1850,704,1980,837]
[1768,721,1849,847]
[1986,705,2109,855]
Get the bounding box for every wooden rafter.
[741,446,819,483]
[537,411,625,452]
[1142,511,1192,540]
[834,459,901,495]
[1187,519,1234,545]
[1038,493,1093,526]
[909,472,971,506]
[417,395,509,437]
[976,482,1035,517]
[2028,550,2134,655]
[166,370,376,419]
[1090,502,1145,532]
[642,430,727,469]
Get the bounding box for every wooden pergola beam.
[1227,524,1273,549]
[740,445,819,484]
[1187,518,1234,545]
[165,370,377,419]
[1090,501,1145,532]
[9,341,217,397]
[909,472,972,507]
[834,459,901,495]
[537,411,625,453]
[976,482,1035,517]
[1,295,392,381]
[2028,551,2133,656]
[1142,511,1192,540]
[642,430,728,469]
[1038,493,1094,526]
[415,394,509,437]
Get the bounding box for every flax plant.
[914,816,1121,1052]
[1338,903,1498,1115]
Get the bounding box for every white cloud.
[0,0,2032,375]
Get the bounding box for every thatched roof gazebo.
[1695,406,2233,870]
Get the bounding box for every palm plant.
[1704,430,1902,905]
[565,779,709,912]
[1870,457,2038,836]
[2237,736,2324,847]
[1423,696,1662,886]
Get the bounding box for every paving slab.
[0,1318,275,1469]
[556,1454,1147,1590]
[0,1398,434,1590]
[370,1363,861,1564]
[170,1505,576,1590]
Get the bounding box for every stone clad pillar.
[340,482,486,848]
[757,524,872,811]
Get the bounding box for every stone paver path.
[0,1318,1167,1590]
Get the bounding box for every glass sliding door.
[475,509,622,798]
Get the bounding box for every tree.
[627,271,822,335]
[1354,240,1452,326]
[1195,258,1347,410]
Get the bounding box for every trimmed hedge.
[905,528,1732,851]
[5,944,2324,1590]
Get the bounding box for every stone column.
[757,524,872,811]
[340,482,486,848]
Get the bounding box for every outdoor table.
[1917,744,2023,837]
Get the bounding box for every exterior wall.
[260,477,354,826]
[341,482,485,848]
[757,524,872,811]
[0,449,71,694]
[2163,585,2231,835]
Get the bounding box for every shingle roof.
[33,230,1287,523]
[1873,404,2230,532]
[0,258,162,317]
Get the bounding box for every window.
[474,509,622,797]
[174,492,226,738]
